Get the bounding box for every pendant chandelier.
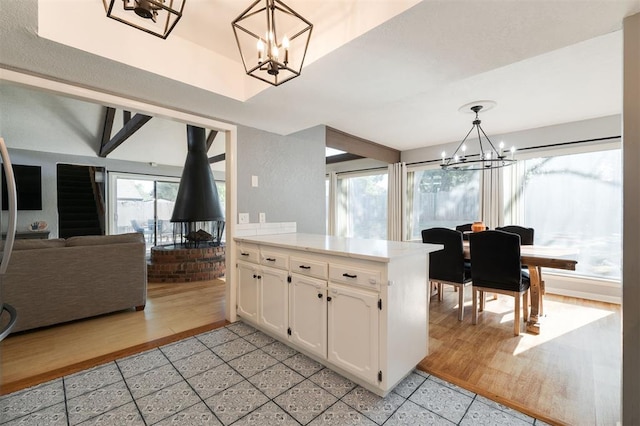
[441,102,516,171]
[232,0,313,86]
[103,0,185,39]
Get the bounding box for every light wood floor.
[0,280,227,395]
[1,279,621,426]
[421,285,621,426]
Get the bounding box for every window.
[335,171,388,239]
[110,175,179,251]
[406,167,481,240]
[110,173,226,251]
[504,147,621,279]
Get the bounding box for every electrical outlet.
[239,213,250,224]
[259,213,266,223]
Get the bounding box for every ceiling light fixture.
[441,101,516,171]
[103,0,185,39]
[232,0,313,86]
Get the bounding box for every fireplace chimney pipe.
[171,125,224,222]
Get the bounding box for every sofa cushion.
[3,238,67,251]
[66,232,144,247]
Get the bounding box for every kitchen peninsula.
[234,233,440,396]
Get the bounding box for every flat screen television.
[1,164,42,210]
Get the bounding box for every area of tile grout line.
[0,321,552,425]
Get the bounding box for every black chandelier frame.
[232,0,313,86]
[441,105,516,171]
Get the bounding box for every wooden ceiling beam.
[208,153,226,164]
[206,130,218,151]
[99,113,152,157]
[326,127,400,164]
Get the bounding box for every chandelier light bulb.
[282,36,290,63]
[499,141,504,156]
[257,39,265,61]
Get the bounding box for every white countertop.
[234,233,442,262]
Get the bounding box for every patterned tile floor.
[0,322,550,425]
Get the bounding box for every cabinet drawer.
[290,256,328,280]
[261,250,289,270]
[237,245,260,264]
[329,264,381,291]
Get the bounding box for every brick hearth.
[147,245,225,283]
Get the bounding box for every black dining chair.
[422,227,472,321]
[455,223,472,240]
[469,230,530,336]
[495,225,534,245]
[496,225,544,311]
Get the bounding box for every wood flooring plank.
[419,286,621,426]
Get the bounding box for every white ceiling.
[4,0,640,154]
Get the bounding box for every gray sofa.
[1,232,147,333]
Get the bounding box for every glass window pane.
[407,168,480,240]
[155,181,179,244]
[115,178,154,250]
[506,149,621,279]
[336,172,388,239]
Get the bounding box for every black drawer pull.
[265,258,276,262]
[299,265,311,270]
[342,273,358,279]
[241,252,250,256]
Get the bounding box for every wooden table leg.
[526,265,542,334]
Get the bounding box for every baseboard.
[544,273,621,304]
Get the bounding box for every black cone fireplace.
[171,125,225,248]
[147,125,226,283]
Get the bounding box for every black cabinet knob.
[327,296,332,302]
[317,293,323,299]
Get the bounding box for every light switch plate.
[239,213,250,224]
[259,213,266,223]
[251,175,259,187]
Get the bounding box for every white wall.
[622,11,640,426]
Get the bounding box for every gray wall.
[2,148,184,238]
[401,114,621,165]
[237,125,326,234]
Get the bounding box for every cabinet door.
[289,274,327,359]
[327,283,379,384]
[237,261,259,322]
[259,267,289,338]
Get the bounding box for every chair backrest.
[422,227,467,283]
[455,223,472,233]
[131,220,144,233]
[469,230,528,292]
[496,225,534,245]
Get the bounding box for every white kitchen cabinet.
[288,274,327,358]
[259,266,289,339]
[234,233,440,396]
[327,282,379,384]
[237,261,259,322]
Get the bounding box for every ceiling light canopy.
[103,0,185,39]
[441,102,516,171]
[232,0,313,86]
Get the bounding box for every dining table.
[462,241,578,334]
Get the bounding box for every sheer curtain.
[387,162,406,241]
[481,167,503,229]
